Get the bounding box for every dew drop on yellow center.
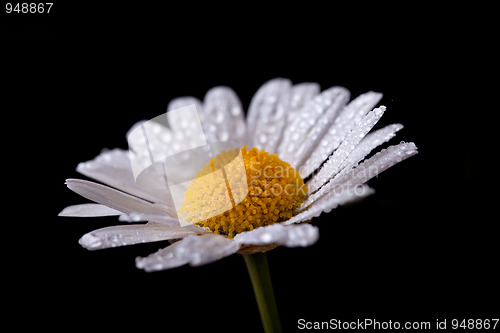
[179,146,308,238]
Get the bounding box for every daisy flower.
[60,78,417,333]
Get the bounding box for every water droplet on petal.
[219,131,229,141]
[215,111,225,124]
[260,232,273,243]
[231,106,241,116]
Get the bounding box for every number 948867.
[6,3,53,14]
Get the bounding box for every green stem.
[243,253,282,333]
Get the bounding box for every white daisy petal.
[118,212,180,224]
[203,86,247,145]
[307,106,386,192]
[58,204,121,217]
[128,99,204,167]
[126,119,174,161]
[292,87,353,169]
[289,185,375,224]
[278,86,350,169]
[166,97,207,151]
[135,234,239,272]
[77,148,173,206]
[79,222,202,251]
[246,78,292,153]
[335,142,418,188]
[65,179,172,219]
[303,142,418,208]
[288,82,321,113]
[334,123,404,180]
[127,102,211,198]
[126,118,176,189]
[165,101,207,150]
[303,91,383,177]
[234,223,319,248]
[167,97,204,118]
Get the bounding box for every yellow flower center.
[179,146,308,238]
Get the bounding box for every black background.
[2,3,495,332]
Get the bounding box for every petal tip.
[79,233,102,251]
[135,256,146,269]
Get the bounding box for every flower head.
[59,78,417,272]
